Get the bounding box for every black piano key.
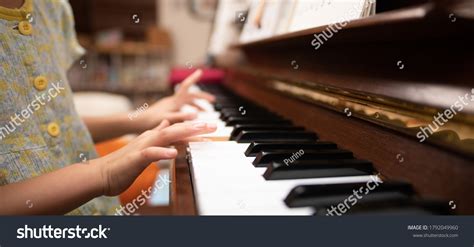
[313,199,452,216]
[244,141,337,157]
[284,182,414,208]
[219,105,269,112]
[220,109,270,115]
[226,117,291,126]
[252,149,351,167]
[263,159,374,180]
[221,112,279,121]
[215,102,250,111]
[221,109,277,116]
[214,98,251,103]
[198,83,228,92]
[236,130,317,144]
[231,125,305,140]
[219,106,269,114]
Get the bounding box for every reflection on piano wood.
[162,0,474,215]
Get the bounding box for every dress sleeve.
[57,0,85,71]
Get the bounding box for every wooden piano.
[143,0,474,215]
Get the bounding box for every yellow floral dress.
[0,0,119,215]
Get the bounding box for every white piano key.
[180,98,232,139]
[188,141,379,215]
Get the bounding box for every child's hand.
[133,69,216,131]
[92,120,216,196]
[82,69,217,143]
[163,69,216,111]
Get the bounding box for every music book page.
[239,0,376,42]
[288,0,369,32]
[239,0,288,43]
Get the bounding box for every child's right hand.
[91,120,216,196]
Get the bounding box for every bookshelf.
[69,39,171,90]
[68,0,171,105]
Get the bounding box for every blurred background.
[66,0,423,119]
[67,0,230,108]
[66,0,423,107]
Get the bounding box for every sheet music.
[288,0,369,32]
[274,0,298,35]
[239,0,288,43]
[239,0,376,42]
[207,0,251,56]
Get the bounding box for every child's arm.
[83,70,215,142]
[0,120,216,215]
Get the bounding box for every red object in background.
[169,67,225,86]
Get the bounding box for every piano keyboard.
[182,84,450,215]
